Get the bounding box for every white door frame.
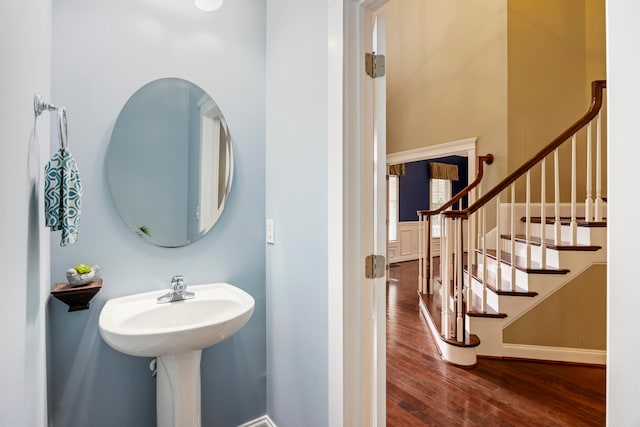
[328,0,389,426]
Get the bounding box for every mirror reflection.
[106,78,233,247]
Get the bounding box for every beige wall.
[379,0,509,188]
[381,0,606,201]
[507,0,606,202]
[503,264,607,350]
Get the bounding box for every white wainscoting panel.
[388,221,419,263]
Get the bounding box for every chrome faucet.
[157,274,195,303]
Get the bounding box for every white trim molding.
[386,137,478,205]
[386,137,477,165]
[238,415,277,427]
[419,297,477,366]
[502,344,606,365]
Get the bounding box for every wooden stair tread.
[466,310,508,318]
[466,290,508,318]
[500,234,602,251]
[477,249,570,274]
[418,291,480,348]
[520,216,607,227]
[467,265,538,297]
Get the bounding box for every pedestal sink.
[98,283,255,427]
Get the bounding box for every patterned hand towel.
[44,147,83,246]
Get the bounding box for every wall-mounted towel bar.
[34,93,60,116]
[34,94,69,149]
[35,92,82,246]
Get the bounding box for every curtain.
[388,163,406,176]
[429,162,458,181]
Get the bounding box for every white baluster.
[541,158,547,268]
[585,121,593,221]
[481,206,487,313]
[456,219,463,342]
[570,134,578,245]
[418,213,423,292]
[510,183,516,292]
[447,216,454,339]
[595,112,603,221]
[467,218,473,313]
[426,217,432,294]
[476,185,482,268]
[428,218,434,294]
[495,193,503,291]
[554,148,561,245]
[526,171,531,269]
[441,218,449,338]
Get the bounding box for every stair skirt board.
[238,415,277,427]
[501,343,606,365]
[419,296,477,366]
[469,261,605,328]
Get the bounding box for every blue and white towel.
[44,147,83,246]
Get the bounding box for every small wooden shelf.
[51,279,102,312]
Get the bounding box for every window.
[388,175,398,241]
[430,178,451,238]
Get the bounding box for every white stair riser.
[468,268,571,316]
[500,238,560,268]
[527,222,592,245]
[474,258,533,290]
[499,238,604,268]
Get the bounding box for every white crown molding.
[386,137,477,165]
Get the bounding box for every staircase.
[417,80,607,366]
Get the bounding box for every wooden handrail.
[444,80,606,219]
[417,154,494,218]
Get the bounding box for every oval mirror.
[106,78,233,247]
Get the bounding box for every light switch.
[266,219,275,244]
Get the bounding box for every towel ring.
[57,108,69,150]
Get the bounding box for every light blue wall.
[265,0,329,426]
[0,1,51,426]
[49,1,266,426]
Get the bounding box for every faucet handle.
[171,275,184,291]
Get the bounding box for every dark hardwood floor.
[386,260,606,426]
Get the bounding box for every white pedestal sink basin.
[98,282,255,427]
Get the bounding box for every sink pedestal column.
[156,350,202,427]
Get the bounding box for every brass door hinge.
[365,52,386,78]
[365,254,386,279]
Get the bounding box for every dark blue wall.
[398,155,469,222]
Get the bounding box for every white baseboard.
[238,415,277,427]
[502,343,606,365]
[418,297,477,366]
